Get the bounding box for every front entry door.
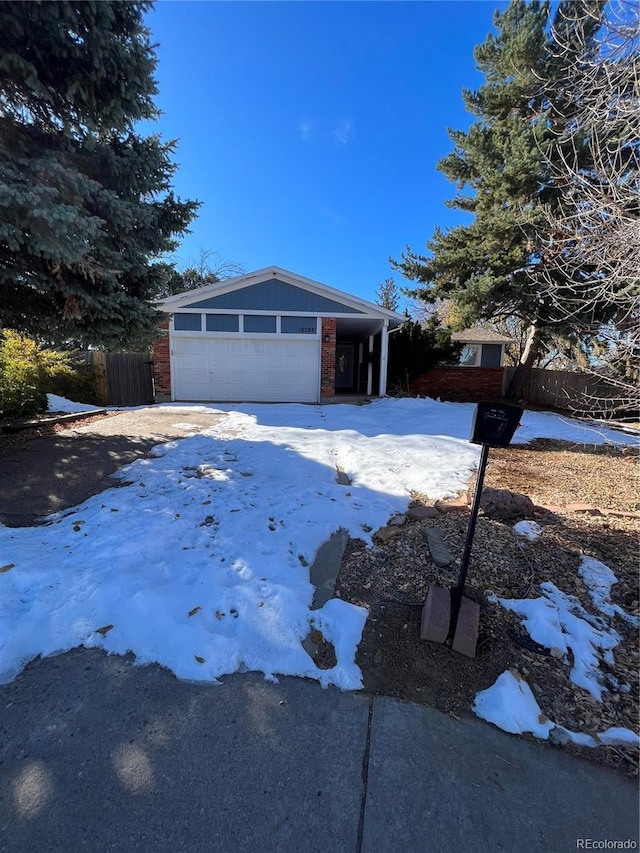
[335,343,355,390]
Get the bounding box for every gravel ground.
[323,439,639,778]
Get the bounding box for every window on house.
[206,314,239,332]
[174,313,202,331]
[480,343,502,367]
[244,315,276,333]
[280,316,317,334]
[459,345,479,366]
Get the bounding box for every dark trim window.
[480,343,502,368]
[281,316,317,334]
[206,314,239,332]
[174,313,201,331]
[244,315,276,333]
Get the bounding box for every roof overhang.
[451,330,513,345]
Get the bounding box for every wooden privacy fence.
[502,367,630,417]
[82,352,155,407]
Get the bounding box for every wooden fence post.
[92,352,108,406]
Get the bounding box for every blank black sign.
[470,403,523,448]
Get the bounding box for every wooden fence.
[502,367,630,417]
[82,352,155,407]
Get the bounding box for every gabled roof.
[451,327,513,344]
[159,266,404,325]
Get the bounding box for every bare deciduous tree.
[157,249,245,298]
[181,249,246,287]
[533,0,640,416]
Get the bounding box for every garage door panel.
[172,337,320,402]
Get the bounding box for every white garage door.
[172,336,321,402]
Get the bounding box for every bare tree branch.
[532,0,640,416]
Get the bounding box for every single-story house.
[153,266,404,403]
[450,328,513,368]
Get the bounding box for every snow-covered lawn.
[1,397,637,745]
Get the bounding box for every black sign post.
[447,403,523,648]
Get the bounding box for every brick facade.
[320,317,336,398]
[409,367,505,402]
[152,320,171,401]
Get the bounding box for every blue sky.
[145,1,507,305]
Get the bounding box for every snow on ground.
[513,520,542,541]
[1,397,636,700]
[0,398,479,690]
[491,584,622,701]
[480,553,638,746]
[579,556,640,625]
[510,407,639,447]
[490,553,638,703]
[473,671,640,748]
[46,393,103,414]
[148,396,639,447]
[473,670,555,739]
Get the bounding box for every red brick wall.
[320,318,336,398]
[409,367,504,402]
[152,320,171,400]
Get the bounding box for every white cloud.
[297,118,315,141]
[332,119,354,145]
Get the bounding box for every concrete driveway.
[0,406,227,526]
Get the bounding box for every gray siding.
[182,279,365,314]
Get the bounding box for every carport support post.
[449,443,490,639]
[379,320,389,396]
[367,335,374,396]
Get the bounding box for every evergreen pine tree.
[392,0,610,398]
[0,1,199,348]
[375,278,401,312]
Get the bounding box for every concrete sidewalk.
[0,650,637,853]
